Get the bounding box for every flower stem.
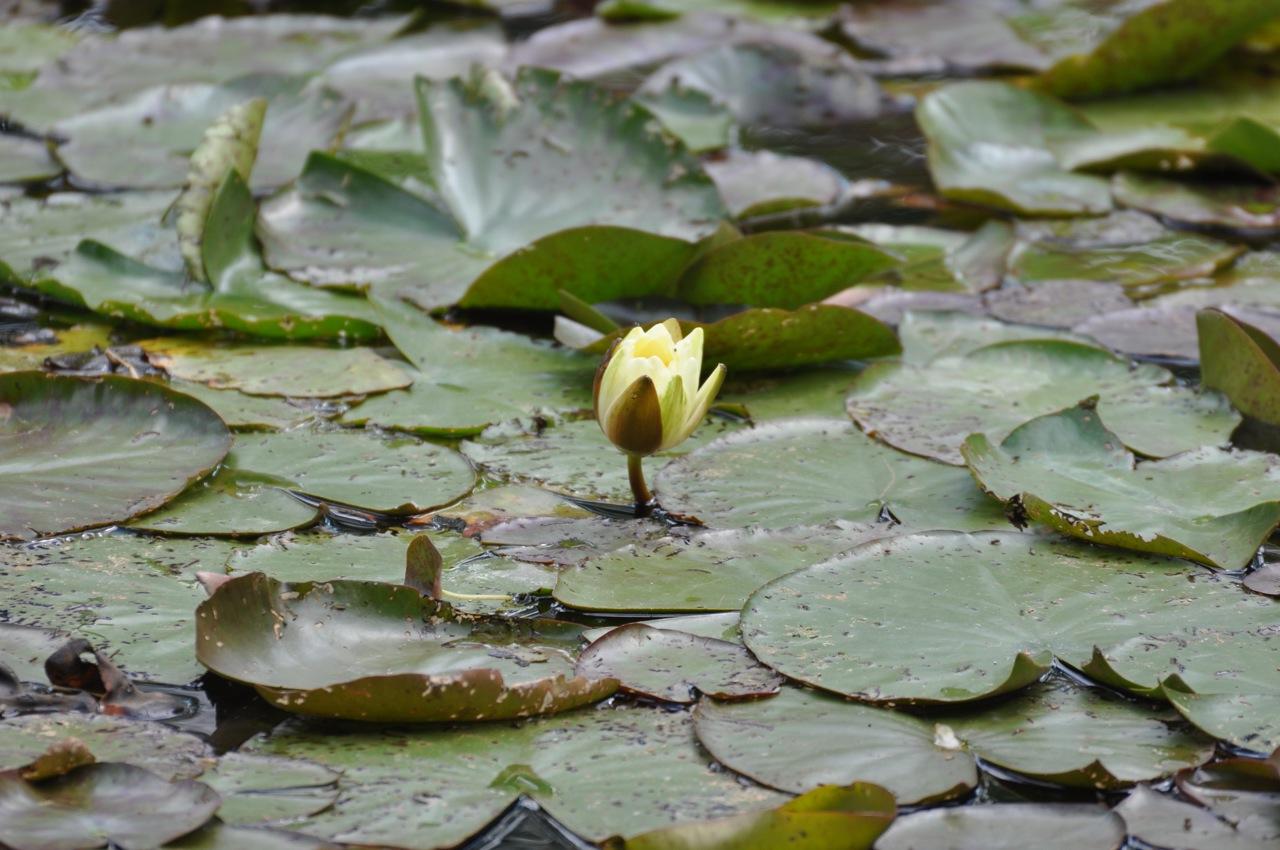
[627,454,654,516]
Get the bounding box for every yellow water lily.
[593,318,726,510]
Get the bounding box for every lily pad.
[195,572,616,722]
[876,804,1125,850]
[0,135,59,183]
[916,81,1111,216]
[740,531,1280,704]
[1199,307,1280,427]
[0,713,209,782]
[656,418,1007,531]
[575,623,783,703]
[985,280,1133,330]
[0,534,237,683]
[703,149,846,219]
[245,703,785,848]
[623,783,895,850]
[963,402,1280,569]
[1113,171,1280,235]
[842,222,1013,294]
[52,74,351,190]
[0,763,220,850]
[1115,785,1276,850]
[555,525,885,613]
[132,428,475,536]
[142,339,412,399]
[198,752,339,826]
[1163,684,1280,753]
[1177,752,1280,838]
[0,372,231,540]
[845,339,1239,464]
[168,381,327,431]
[897,310,1086,366]
[165,823,337,850]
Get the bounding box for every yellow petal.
[601,374,664,456]
[666,362,727,448]
[657,374,688,451]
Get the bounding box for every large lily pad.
[195,572,615,722]
[741,531,1280,704]
[964,402,1280,569]
[199,752,339,826]
[0,534,237,683]
[142,338,412,399]
[656,418,1007,531]
[575,623,783,703]
[245,703,785,848]
[132,428,475,536]
[555,525,884,613]
[1115,785,1276,850]
[0,372,231,540]
[0,763,221,850]
[845,339,1239,465]
[0,713,210,782]
[1162,683,1280,753]
[876,804,1125,850]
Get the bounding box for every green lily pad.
[0,713,210,782]
[167,381,327,431]
[632,84,734,152]
[1177,752,1280,838]
[897,310,1086,366]
[581,612,740,644]
[623,783,895,850]
[703,150,846,219]
[555,525,885,614]
[718,367,862,422]
[1006,212,1243,296]
[1115,785,1276,850]
[963,402,1280,569]
[656,418,1007,531]
[52,74,350,190]
[132,428,475,536]
[480,515,664,568]
[845,339,1239,465]
[244,703,785,848]
[0,324,115,375]
[1163,684,1280,753]
[638,41,881,127]
[26,173,381,342]
[1113,172,1280,235]
[0,534,237,683]
[917,81,1111,216]
[575,623,783,703]
[843,222,1013,294]
[876,803,1125,850]
[0,623,68,682]
[985,280,1133,330]
[259,67,723,310]
[142,339,412,399]
[0,372,231,540]
[741,531,1280,704]
[198,753,339,826]
[1199,307,1280,427]
[0,135,59,184]
[0,763,221,850]
[164,823,337,850]
[195,572,616,722]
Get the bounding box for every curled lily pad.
[622,783,895,850]
[0,763,220,850]
[1199,307,1280,427]
[195,572,616,722]
[575,623,783,703]
[1162,682,1280,754]
[142,338,412,399]
[741,531,1280,705]
[0,372,231,540]
[964,402,1280,569]
[876,804,1125,850]
[656,418,1007,532]
[845,339,1239,465]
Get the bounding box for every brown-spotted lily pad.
[195,572,617,722]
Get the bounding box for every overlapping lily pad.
[656,418,1007,530]
[842,222,1012,294]
[964,402,1280,569]
[1113,172,1280,235]
[1199,307,1280,427]
[199,753,340,826]
[244,703,785,848]
[703,150,846,219]
[741,531,1280,704]
[132,428,474,536]
[0,372,231,539]
[0,713,210,782]
[196,572,615,722]
[845,339,1239,464]
[876,804,1125,850]
[1115,785,1276,850]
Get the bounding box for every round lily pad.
[0,763,221,850]
[575,623,783,703]
[195,572,616,722]
[845,340,1238,464]
[741,531,1280,704]
[132,428,475,536]
[876,803,1126,850]
[655,418,1007,531]
[0,713,210,782]
[0,372,232,540]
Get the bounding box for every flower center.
[632,336,675,366]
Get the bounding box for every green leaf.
[575,623,783,702]
[896,310,1085,365]
[845,339,1239,465]
[0,373,231,540]
[195,572,616,722]
[1112,172,1280,235]
[964,402,1280,569]
[1177,751,1280,839]
[141,338,412,399]
[1162,681,1280,753]
[1115,785,1277,850]
[842,222,1013,294]
[0,135,60,183]
[877,804,1125,850]
[0,713,209,782]
[656,418,1007,531]
[621,783,895,850]
[1199,307,1280,427]
[741,531,1280,704]
[197,753,338,826]
[703,150,846,219]
[0,763,220,850]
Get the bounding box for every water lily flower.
[594,318,726,511]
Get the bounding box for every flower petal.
[601,374,664,456]
[667,362,727,448]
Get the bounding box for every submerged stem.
[627,453,655,516]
